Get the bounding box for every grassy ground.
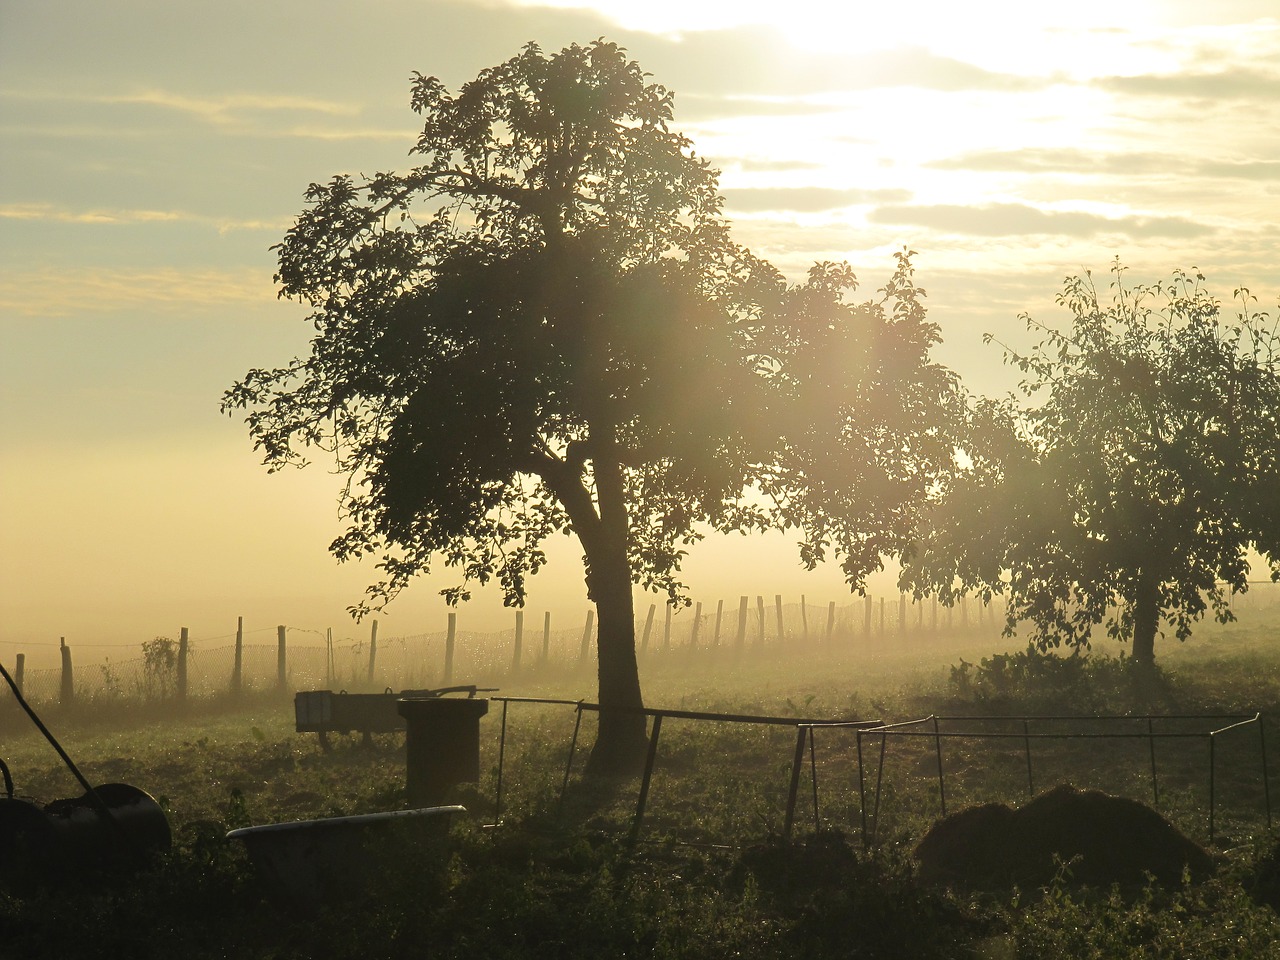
[1,624,1278,958]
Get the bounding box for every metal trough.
[227,805,464,906]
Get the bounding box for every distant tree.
[902,261,1280,674]
[223,40,960,771]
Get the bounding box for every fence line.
[5,584,1278,712]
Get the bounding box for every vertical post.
[59,638,74,708]
[1209,732,1217,843]
[578,610,595,665]
[735,596,748,650]
[1148,717,1160,808]
[1023,718,1034,797]
[755,595,766,647]
[630,713,663,846]
[713,599,724,647]
[689,601,702,650]
[445,612,456,684]
[276,625,287,691]
[960,595,969,630]
[931,597,938,633]
[367,619,378,683]
[800,595,809,644]
[662,603,672,652]
[326,627,333,687]
[863,596,873,636]
[14,653,24,697]
[878,598,885,637]
[512,609,524,674]
[542,611,551,662]
[898,594,907,636]
[177,627,189,703]
[825,602,836,645]
[775,595,785,645]
[233,616,244,696]
[784,725,808,841]
[946,603,954,633]
[640,604,656,656]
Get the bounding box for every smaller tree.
[902,261,1280,671]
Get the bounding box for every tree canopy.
[902,261,1280,670]
[223,40,961,769]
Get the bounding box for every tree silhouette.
[224,41,960,770]
[903,261,1280,674]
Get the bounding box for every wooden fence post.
[233,616,244,696]
[931,597,938,633]
[736,596,748,650]
[690,601,702,650]
[961,595,969,630]
[714,599,724,647]
[826,602,836,645]
[276,626,287,691]
[663,603,672,652]
[863,596,873,636]
[14,653,24,696]
[512,609,523,674]
[367,619,378,683]
[775,595,785,645]
[946,603,954,632]
[641,604,656,656]
[756,595,766,647]
[800,595,809,644]
[878,598,885,637]
[542,611,551,662]
[59,638,74,707]
[578,610,595,665]
[899,594,908,635]
[177,627,189,703]
[445,612,456,684]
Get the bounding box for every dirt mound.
[914,783,1213,890]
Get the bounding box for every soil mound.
[914,783,1213,890]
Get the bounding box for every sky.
[2,0,1278,665]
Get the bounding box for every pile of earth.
[914,783,1214,890]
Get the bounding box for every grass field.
[2,624,1279,958]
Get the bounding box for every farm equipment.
[294,684,494,752]
[0,665,171,889]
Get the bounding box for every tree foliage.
[902,261,1280,666]
[223,40,961,766]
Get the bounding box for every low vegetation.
[1,626,1278,958]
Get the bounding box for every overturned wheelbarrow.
[0,663,171,890]
[0,759,171,889]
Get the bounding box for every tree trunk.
[1131,568,1160,672]
[582,448,649,775]
[586,549,648,775]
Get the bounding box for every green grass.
[2,627,1279,958]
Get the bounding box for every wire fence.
[4,583,1278,714]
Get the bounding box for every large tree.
[902,261,1280,672]
[224,41,960,770]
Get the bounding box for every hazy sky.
[2,0,1278,663]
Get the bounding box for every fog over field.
[2,1,1278,659]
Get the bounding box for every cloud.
[929,149,1280,181]
[0,203,286,233]
[1095,68,1280,100]
[0,265,274,317]
[673,93,842,121]
[724,187,912,214]
[868,203,1212,239]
